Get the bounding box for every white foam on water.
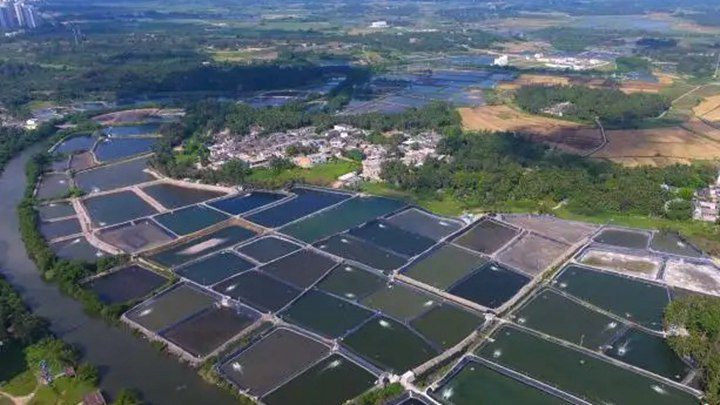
[139,308,153,317]
[616,341,630,357]
[492,349,502,358]
[100,222,107,227]
[345,293,356,299]
[517,317,526,324]
[323,359,343,371]
[71,238,82,245]
[423,300,434,307]
[378,319,391,328]
[378,223,387,229]
[232,362,243,373]
[651,385,667,395]
[439,221,450,227]
[441,387,454,400]
[344,266,354,272]
[225,284,238,292]
[579,359,585,365]
[605,321,618,330]
[340,238,349,244]
[558,282,568,288]
[490,265,499,271]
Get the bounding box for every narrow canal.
[0,146,236,404]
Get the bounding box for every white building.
[370,21,388,29]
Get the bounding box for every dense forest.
[515,85,670,126]
[380,132,715,219]
[665,295,720,404]
[0,276,47,344]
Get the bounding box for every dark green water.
[0,147,236,403]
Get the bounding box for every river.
[0,145,236,404]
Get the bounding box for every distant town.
[0,0,40,31]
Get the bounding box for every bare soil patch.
[694,95,720,121]
[459,105,603,153]
[590,126,720,166]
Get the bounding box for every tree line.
[515,85,669,127]
[380,131,714,220]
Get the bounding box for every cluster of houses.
[208,124,442,184]
[693,173,720,222]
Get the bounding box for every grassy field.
[248,159,361,187]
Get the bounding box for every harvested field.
[664,260,720,296]
[497,74,571,90]
[682,118,720,142]
[459,105,602,154]
[497,234,569,276]
[590,126,720,166]
[579,249,663,280]
[503,215,597,245]
[694,95,720,121]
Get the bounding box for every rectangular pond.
[262,354,376,405]
[317,265,387,302]
[593,229,650,249]
[454,219,519,255]
[161,306,258,358]
[280,196,406,243]
[349,220,436,257]
[83,190,158,227]
[97,219,176,254]
[208,191,287,216]
[94,137,158,162]
[37,202,75,221]
[87,264,168,305]
[36,173,71,200]
[314,234,407,273]
[53,135,96,154]
[280,290,375,338]
[75,157,155,193]
[386,208,464,241]
[554,266,670,331]
[176,251,255,286]
[361,283,437,321]
[650,232,703,258]
[213,271,302,313]
[69,152,96,171]
[103,124,161,137]
[246,187,350,228]
[497,234,568,276]
[476,326,698,405]
[40,217,81,240]
[514,288,622,350]
[343,317,438,373]
[219,328,330,397]
[141,183,226,210]
[148,225,257,268]
[258,249,338,289]
[235,236,301,264]
[604,328,690,382]
[50,237,108,262]
[402,244,487,291]
[430,359,567,405]
[448,262,530,309]
[154,205,229,236]
[410,304,480,350]
[125,283,216,332]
